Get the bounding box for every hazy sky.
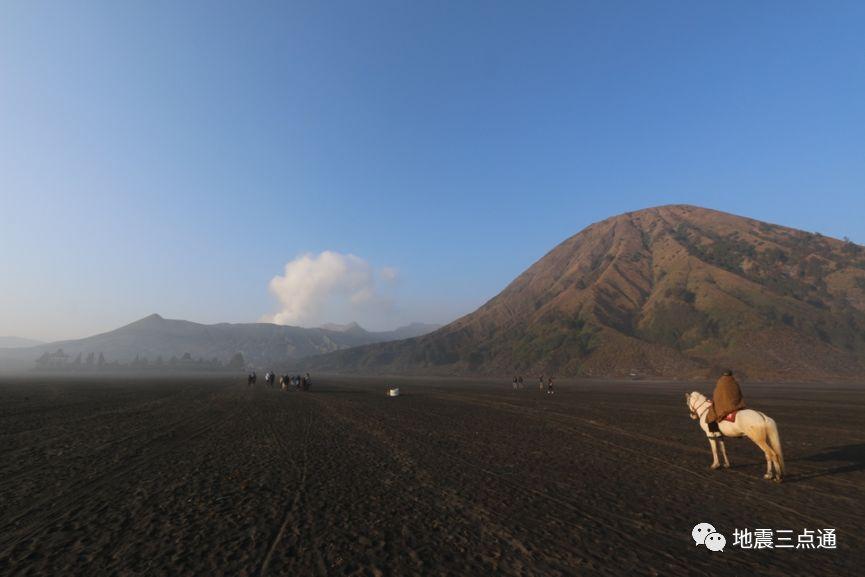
[2,1,864,341]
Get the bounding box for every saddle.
[722,411,739,423]
[707,410,739,436]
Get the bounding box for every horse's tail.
[765,415,785,475]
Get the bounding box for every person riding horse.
[705,370,747,433]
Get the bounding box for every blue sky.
[2,1,864,341]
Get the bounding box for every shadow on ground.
[787,443,865,482]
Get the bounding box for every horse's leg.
[750,435,777,480]
[719,439,731,468]
[708,438,721,469]
[760,417,784,482]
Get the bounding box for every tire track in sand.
[328,394,694,573]
[257,401,313,577]
[309,394,647,575]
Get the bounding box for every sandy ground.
[1,375,863,576]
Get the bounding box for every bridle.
[688,394,712,420]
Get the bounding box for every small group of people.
[511,374,555,394]
[536,374,555,394]
[264,371,276,388]
[248,370,311,391]
[279,373,312,391]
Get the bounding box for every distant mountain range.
[0,315,440,371]
[0,336,44,348]
[318,321,441,342]
[304,205,865,381]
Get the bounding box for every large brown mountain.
[306,205,865,381]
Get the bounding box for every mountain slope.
[0,337,44,348]
[318,322,441,341]
[0,315,439,369]
[305,205,865,381]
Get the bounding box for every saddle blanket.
[722,411,739,423]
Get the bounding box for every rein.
[689,395,722,438]
[689,397,712,420]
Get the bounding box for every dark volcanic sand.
[1,376,863,577]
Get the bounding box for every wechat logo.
[693,522,726,552]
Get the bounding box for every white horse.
[685,391,785,482]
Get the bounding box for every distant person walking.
[547,376,555,395]
[538,374,545,392]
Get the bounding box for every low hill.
[0,315,439,370]
[0,337,44,348]
[304,205,865,381]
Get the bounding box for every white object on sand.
[387,387,400,397]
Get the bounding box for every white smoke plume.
[264,251,395,327]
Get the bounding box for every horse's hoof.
[773,476,783,484]
[763,474,773,480]
[709,464,720,470]
[723,463,731,469]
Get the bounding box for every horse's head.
[685,391,706,419]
